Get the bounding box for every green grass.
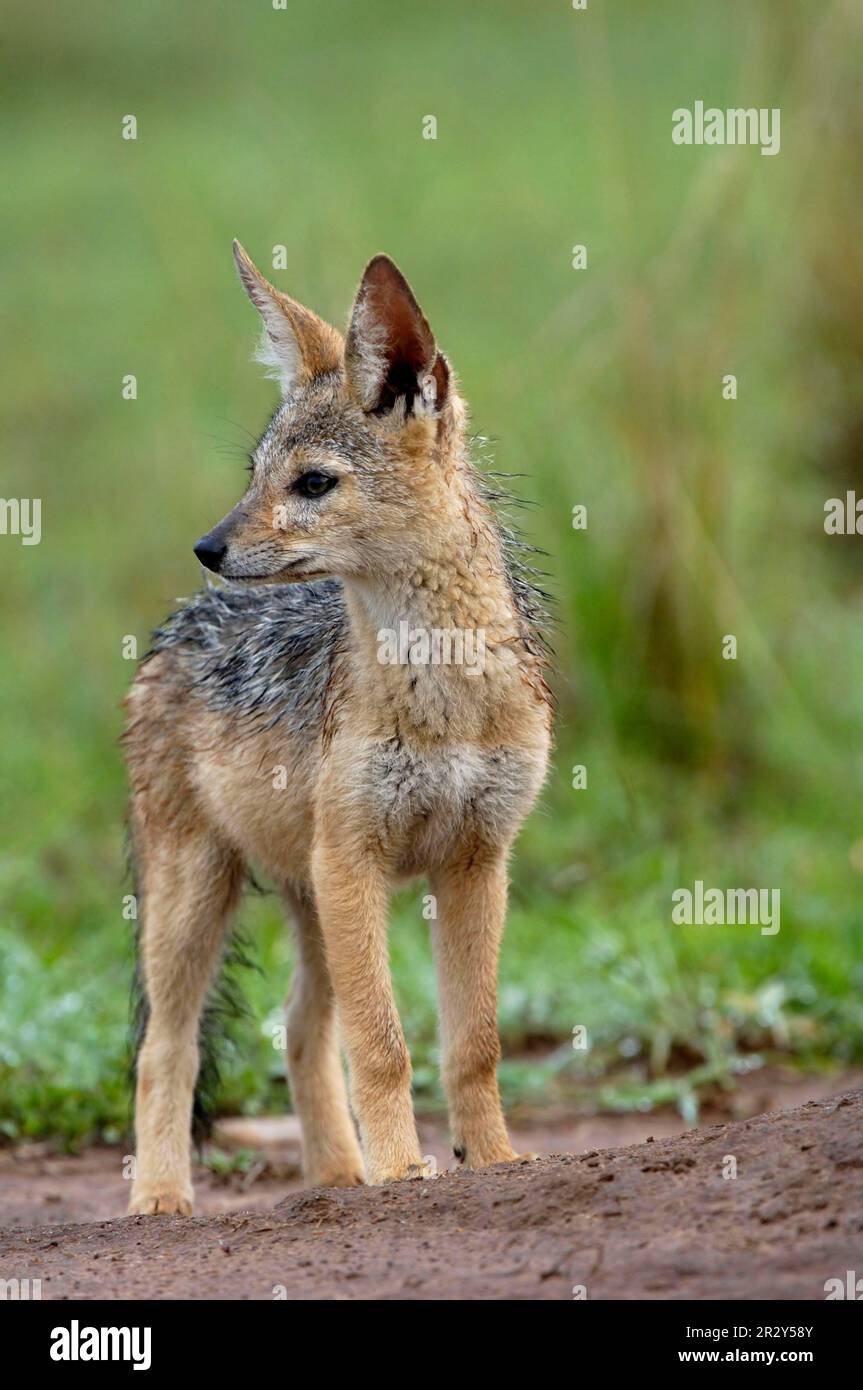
[2,0,863,1145]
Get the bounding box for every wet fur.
[125,247,552,1214]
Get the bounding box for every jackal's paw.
[128,1187,193,1217]
[453,1143,540,1171]
[369,1155,437,1185]
[309,1166,365,1189]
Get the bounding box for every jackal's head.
[193,243,464,584]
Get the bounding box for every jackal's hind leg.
[283,886,365,1187]
[129,829,243,1216]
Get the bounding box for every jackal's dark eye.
[294,470,338,499]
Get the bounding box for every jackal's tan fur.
[125,244,551,1214]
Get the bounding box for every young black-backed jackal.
[125,243,551,1214]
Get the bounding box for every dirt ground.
[1,1073,861,1300]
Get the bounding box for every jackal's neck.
[348,537,516,637]
[340,493,532,742]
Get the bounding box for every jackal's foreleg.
[129,831,243,1216]
[430,851,526,1169]
[311,843,424,1185]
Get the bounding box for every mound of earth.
[1,1089,860,1300]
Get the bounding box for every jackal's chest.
[353,740,545,870]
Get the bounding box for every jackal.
[125,243,552,1214]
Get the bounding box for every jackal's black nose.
[193,534,227,573]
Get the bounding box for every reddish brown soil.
[1,1084,861,1300]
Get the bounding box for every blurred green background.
[3,0,863,1145]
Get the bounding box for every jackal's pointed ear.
[344,255,450,417]
[232,240,342,394]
